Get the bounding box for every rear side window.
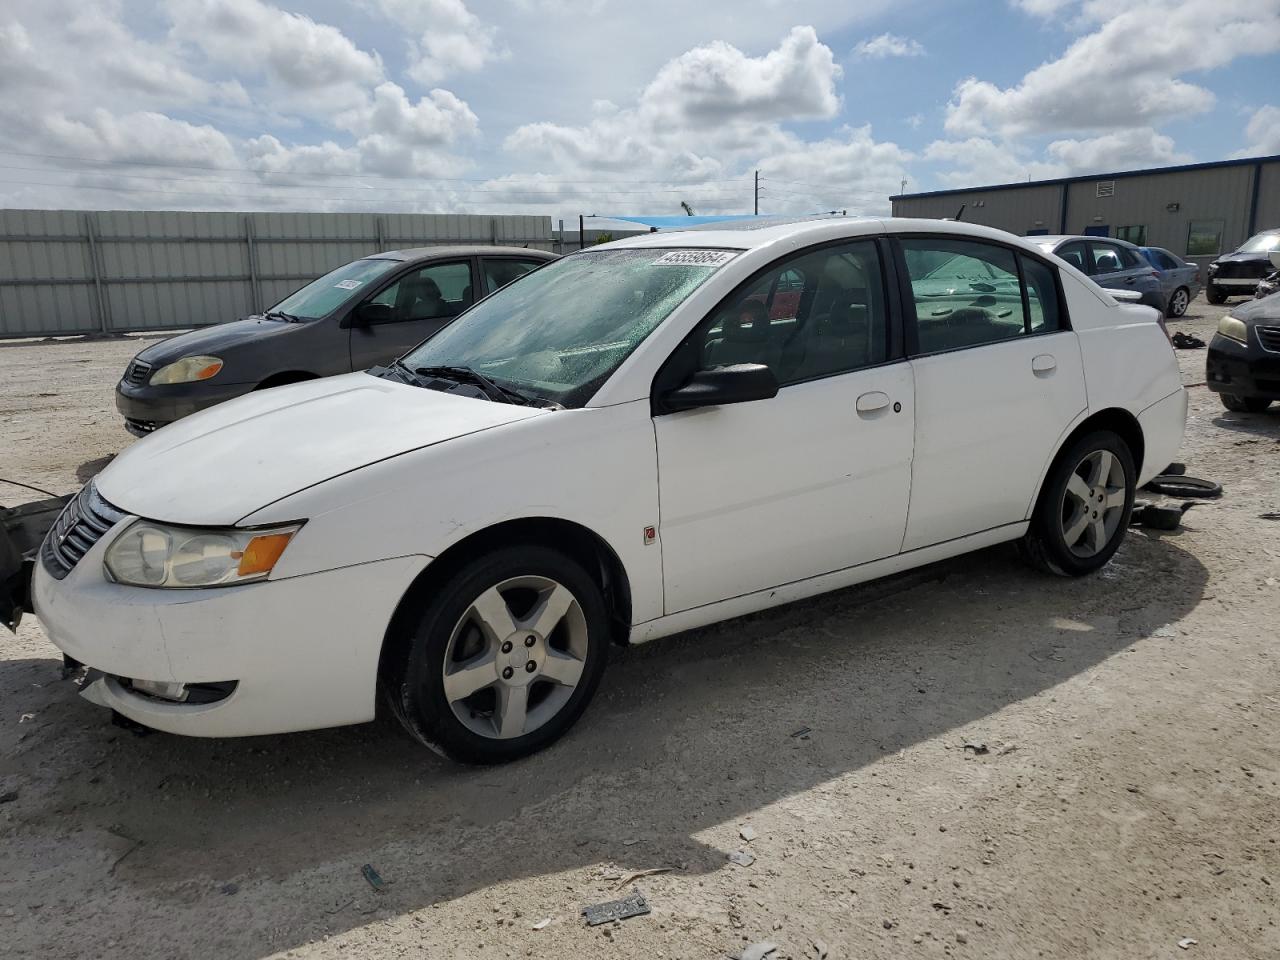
[900,237,1062,354]
[1056,241,1088,272]
[482,258,544,293]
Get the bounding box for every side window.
[901,238,1027,354]
[482,258,543,294]
[1020,256,1063,333]
[1089,242,1124,274]
[696,240,888,386]
[372,261,473,322]
[1055,241,1089,272]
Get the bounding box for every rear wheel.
[381,545,609,764]
[1167,286,1190,317]
[1019,430,1136,576]
[1206,285,1227,305]
[1219,393,1273,413]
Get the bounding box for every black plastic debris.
[1171,332,1206,349]
[1142,475,1222,499]
[1140,501,1198,531]
[582,890,650,926]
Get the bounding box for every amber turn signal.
[236,532,295,577]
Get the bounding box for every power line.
[0,148,749,187]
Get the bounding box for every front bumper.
[1205,334,1280,399]
[32,530,430,737]
[1208,276,1262,291]
[115,379,254,435]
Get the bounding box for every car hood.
[1229,292,1280,323]
[135,317,301,366]
[94,372,546,525]
[1213,250,1269,265]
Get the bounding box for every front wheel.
[1220,393,1273,413]
[381,545,609,764]
[1206,285,1227,305]
[1019,430,1136,576]
[1167,286,1190,317]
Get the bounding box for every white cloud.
[371,0,503,85]
[1045,128,1189,172]
[852,33,925,58]
[1234,105,1280,157]
[1009,0,1077,17]
[947,0,1280,138]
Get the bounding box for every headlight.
[149,356,224,385]
[1207,262,1219,274]
[1218,316,1249,343]
[104,520,301,588]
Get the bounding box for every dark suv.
[1205,275,1280,413]
[115,246,555,435]
[1206,228,1280,304]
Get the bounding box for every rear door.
[348,259,477,369]
[896,235,1087,550]
[1089,241,1159,302]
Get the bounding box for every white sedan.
[32,217,1186,763]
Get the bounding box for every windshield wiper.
[264,310,302,322]
[413,365,546,407]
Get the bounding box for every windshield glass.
[1239,232,1280,254]
[401,248,738,407]
[270,258,400,319]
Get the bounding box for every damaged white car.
[27,217,1186,763]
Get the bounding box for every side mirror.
[661,363,779,412]
[1269,251,1280,270]
[345,302,393,328]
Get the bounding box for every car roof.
[370,245,557,263]
[602,216,1060,253]
[1031,235,1140,248]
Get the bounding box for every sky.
[1,0,1278,222]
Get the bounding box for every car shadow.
[1209,408,1280,438]
[75,455,115,483]
[1,532,1208,955]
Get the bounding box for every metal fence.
[0,209,554,338]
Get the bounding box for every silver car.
[1138,246,1201,317]
[1034,235,1165,313]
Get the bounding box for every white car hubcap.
[442,575,588,739]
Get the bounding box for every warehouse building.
[890,154,1280,270]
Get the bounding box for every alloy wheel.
[1170,288,1189,317]
[1059,449,1127,558]
[441,575,588,740]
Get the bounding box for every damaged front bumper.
[1,493,72,631]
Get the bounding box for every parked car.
[1032,235,1165,313]
[115,247,556,435]
[1206,228,1280,303]
[1206,250,1280,412]
[1137,246,1201,317]
[29,217,1186,763]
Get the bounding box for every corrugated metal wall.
[0,210,553,338]
[890,159,1280,270]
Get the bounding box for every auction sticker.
[334,279,363,290]
[652,249,738,267]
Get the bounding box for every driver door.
[652,239,915,614]
[348,259,476,369]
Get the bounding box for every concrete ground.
[0,295,1277,960]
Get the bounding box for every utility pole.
[579,213,585,251]
[754,170,759,215]
[900,177,908,194]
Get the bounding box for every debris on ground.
[739,825,758,842]
[1142,475,1222,499]
[728,850,756,867]
[1171,332,1206,349]
[614,866,672,889]
[1140,501,1199,531]
[531,917,552,930]
[0,789,17,804]
[581,890,650,926]
[962,740,989,756]
[1259,512,1280,521]
[790,726,812,739]
[811,937,829,958]
[735,941,778,960]
[361,864,385,892]
[1177,937,1198,949]
[220,883,239,896]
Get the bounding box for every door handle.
[1032,354,1057,375]
[856,391,891,415]
[1124,276,1136,284]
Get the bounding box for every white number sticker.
[652,250,738,267]
[334,279,363,290]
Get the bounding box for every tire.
[380,545,609,764]
[1019,430,1136,577]
[1142,475,1222,498]
[1167,286,1190,317]
[1219,393,1272,413]
[1206,285,1227,305]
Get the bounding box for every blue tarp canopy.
[598,215,757,229]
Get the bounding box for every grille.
[1258,326,1280,354]
[124,359,152,386]
[40,483,127,580]
[1214,261,1267,280]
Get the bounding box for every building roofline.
[890,154,1280,202]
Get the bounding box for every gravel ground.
[1,297,1277,960]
